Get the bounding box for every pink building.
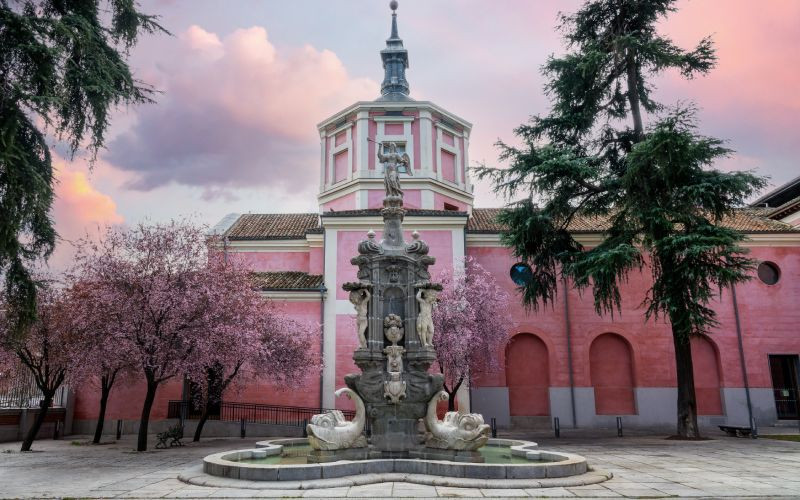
[72,8,800,433]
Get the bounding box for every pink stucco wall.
[74,301,323,421]
[230,251,309,273]
[468,243,800,399]
[323,192,356,212]
[334,151,348,183]
[433,193,467,211]
[441,151,456,183]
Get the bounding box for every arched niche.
[505,333,550,416]
[691,335,723,415]
[590,333,636,415]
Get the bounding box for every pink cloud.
[107,25,378,192]
[48,158,125,271]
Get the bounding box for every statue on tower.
[377,142,411,198]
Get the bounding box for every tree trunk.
[672,330,700,438]
[137,377,159,452]
[625,50,644,139]
[445,378,464,412]
[20,393,54,452]
[93,375,114,444]
[193,408,211,442]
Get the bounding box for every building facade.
[73,7,800,432]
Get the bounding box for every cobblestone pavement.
[1,428,800,498]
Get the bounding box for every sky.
[49,0,800,268]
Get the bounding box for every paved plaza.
[1,429,800,498]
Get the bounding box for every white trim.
[317,100,472,134]
[225,240,309,252]
[421,189,434,210]
[372,115,415,123]
[322,215,467,231]
[452,228,465,272]
[356,111,368,175]
[307,233,324,248]
[434,120,463,138]
[322,228,338,408]
[745,233,800,246]
[780,211,800,226]
[336,299,356,315]
[259,291,323,302]
[317,176,474,208]
[466,231,800,248]
[420,110,433,172]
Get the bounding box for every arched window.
[691,336,723,415]
[505,333,550,416]
[590,333,636,415]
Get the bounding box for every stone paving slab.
[2,431,800,498]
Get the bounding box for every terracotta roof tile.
[225,213,320,240]
[468,208,799,234]
[250,271,324,290]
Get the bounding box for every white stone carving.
[415,288,438,347]
[424,391,490,450]
[349,288,371,349]
[306,388,367,450]
[383,345,407,404]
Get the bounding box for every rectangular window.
[770,354,800,419]
[440,150,456,183]
[334,151,349,183]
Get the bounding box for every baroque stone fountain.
[188,140,607,489]
[306,141,490,463]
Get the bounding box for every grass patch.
[762,435,800,442]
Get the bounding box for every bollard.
[554,417,561,438]
[116,419,122,440]
[302,419,308,438]
[490,417,497,438]
[53,420,60,440]
[751,416,758,439]
[240,418,246,439]
[616,416,623,437]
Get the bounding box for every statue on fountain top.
[377,142,412,198]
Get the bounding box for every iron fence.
[167,400,355,428]
[0,362,68,409]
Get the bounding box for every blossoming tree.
[70,220,316,451]
[432,258,513,411]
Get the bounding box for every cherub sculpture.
[349,288,371,349]
[415,288,439,347]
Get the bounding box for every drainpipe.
[731,284,755,432]
[562,276,578,428]
[319,285,327,409]
[319,228,327,409]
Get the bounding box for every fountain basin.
[202,438,590,482]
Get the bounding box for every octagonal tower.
[317,4,474,213]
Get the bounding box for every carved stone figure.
[416,288,438,347]
[377,142,412,198]
[384,314,404,345]
[349,288,371,349]
[424,391,490,451]
[384,371,407,404]
[307,388,367,450]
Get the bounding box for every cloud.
[107,25,377,193]
[48,158,125,271]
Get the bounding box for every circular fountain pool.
[184,437,612,489]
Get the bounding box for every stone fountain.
[305,141,490,463]
[188,139,606,489]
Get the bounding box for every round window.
[510,263,534,286]
[757,261,780,285]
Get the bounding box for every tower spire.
[379,1,410,100]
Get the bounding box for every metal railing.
[0,363,68,409]
[167,400,355,428]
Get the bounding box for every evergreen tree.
[0,0,165,331]
[476,0,766,437]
